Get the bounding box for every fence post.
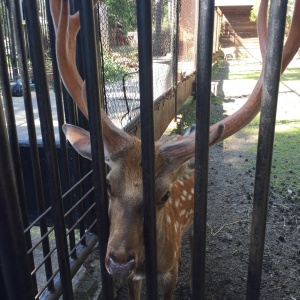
[247,0,288,298]
[193,0,215,299]
[0,23,34,298]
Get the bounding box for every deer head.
[50,0,300,297]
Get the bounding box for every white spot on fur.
[167,215,171,224]
[161,271,171,283]
[175,200,179,207]
[180,209,186,216]
[181,195,186,201]
[174,221,179,232]
[133,273,145,281]
[188,194,193,201]
[178,180,184,186]
[191,188,194,194]
[183,190,188,196]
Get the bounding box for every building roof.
[215,0,255,6]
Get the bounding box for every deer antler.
[50,0,134,158]
[210,0,300,144]
[50,0,300,162]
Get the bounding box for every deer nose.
[106,253,135,279]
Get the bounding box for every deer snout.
[106,253,136,279]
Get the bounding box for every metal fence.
[0,0,297,299]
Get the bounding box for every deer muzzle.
[106,253,136,279]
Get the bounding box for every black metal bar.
[246,0,288,298]
[136,0,158,298]
[193,1,215,299]
[0,5,39,296]
[44,2,81,252]
[24,208,52,233]
[173,0,180,116]
[10,0,55,292]
[72,0,91,240]
[22,0,74,298]
[0,19,34,300]
[61,85,80,257]
[39,233,99,300]
[78,2,114,299]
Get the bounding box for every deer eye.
[161,191,170,203]
[106,179,111,195]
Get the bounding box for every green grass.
[270,122,300,196]
[241,117,300,198]
[229,70,261,80]
[281,68,300,81]
[228,67,300,81]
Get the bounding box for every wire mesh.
[178,0,198,79]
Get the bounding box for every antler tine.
[209,0,300,143]
[50,0,98,119]
[282,0,300,71]
[257,0,268,60]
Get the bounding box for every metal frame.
[0,0,290,299]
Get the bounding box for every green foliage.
[104,0,136,33]
[103,54,130,83]
[249,0,261,22]
[250,0,295,29]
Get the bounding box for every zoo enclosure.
[0,0,296,299]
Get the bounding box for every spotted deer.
[50,0,300,298]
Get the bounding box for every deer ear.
[62,124,92,160]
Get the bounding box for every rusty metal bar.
[246,0,288,298]
[193,0,215,299]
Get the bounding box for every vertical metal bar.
[173,0,180,117]
[0,24,34,300]
[22,1,74,298]
[136,0,158,298]
[0,5,38,295]
[246,0,288,298]
[6,2,19,79]
[78,2,114,299]
[69,0,88,244]
[10,0,55,291]
[193,0,215,299]
[45,0,79,259]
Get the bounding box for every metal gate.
[0,0,299,299]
